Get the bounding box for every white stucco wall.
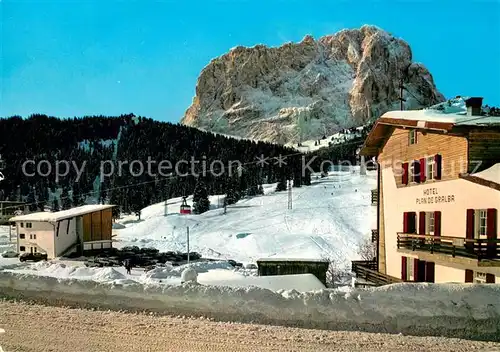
[17,221,55,257]
[382,167,500,281]
[434,265,466,283]
[54,218,77,257]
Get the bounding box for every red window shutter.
[486,209,497,239]
[403,212,409,233]
[402,162,409,185]
[466,209,475,239]
[401,256,407,281]
[434,211,441,236]
[425,262,435,283]
[414,160,421,183]
[419,212,426,235]
[465,269,474,283]
[413,258,419,282]
[486,273,496,284]
[434,154,442,180]
[420,158,426,182]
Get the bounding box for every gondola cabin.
[180,197,191,215]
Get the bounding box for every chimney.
[465,97,483,116]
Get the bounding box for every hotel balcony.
[397,233,500,266]
[351,260,402,287]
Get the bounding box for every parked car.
[1,250,19,258]
[19,252,48,262]
[227,259,243,267]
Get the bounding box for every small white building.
[9,204,115,259]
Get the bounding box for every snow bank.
[200,272,326,291]
[9,261,126,282]
[181,267,198,283]
[0,271,499,341]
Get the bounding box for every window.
[33,247,37,253]
[407,260,414,281]
[33,234,36,240]
[410,162,416,183]
[20,223,24,228]
[474,271,487,283]
[426,157,435,181]
[409,129,417,145]
[26,223,32,228]
[19,246,25,251]
[19,234,25,239]
[403,212,417,233]
[476,209,487,238]
[426,212,435,235]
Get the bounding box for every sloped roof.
[472,163,500,184]
[382,110,500,126]
[460,164,500,191]
[9,204,115,222]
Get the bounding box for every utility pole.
[186,226,190,264]
[287,179,292,210]
[398,80,406,111]
[164,182,170,217]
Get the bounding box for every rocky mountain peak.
[181,25,445,144]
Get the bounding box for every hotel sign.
[416,187,455,204]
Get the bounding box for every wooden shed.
[256,258,330,286]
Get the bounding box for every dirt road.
[1,301,499,352]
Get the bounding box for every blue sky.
[1,0,499,122]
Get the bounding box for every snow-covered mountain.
[113,168,376,268]
[181,25,445,144]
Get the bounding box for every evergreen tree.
[257,184,264,195]
[193,179,210,214]
[37,184,49,211]
[275,176,288,192]
[52,198,60,212]
[129,187,146,220]
[293,171,302,188]
[61,186,72,210]
[112,206,121,220]
[26,188,37,212]
[225,175,240,205]
[303,168,312,186]
[72,183,85,207]
[99,185,108,204]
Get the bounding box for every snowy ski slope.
[114,167,376,267]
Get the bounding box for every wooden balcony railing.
[371,189,378,205]
[397,233,500,261]
[351,260,402,286]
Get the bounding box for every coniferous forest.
[0,114,369,217]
